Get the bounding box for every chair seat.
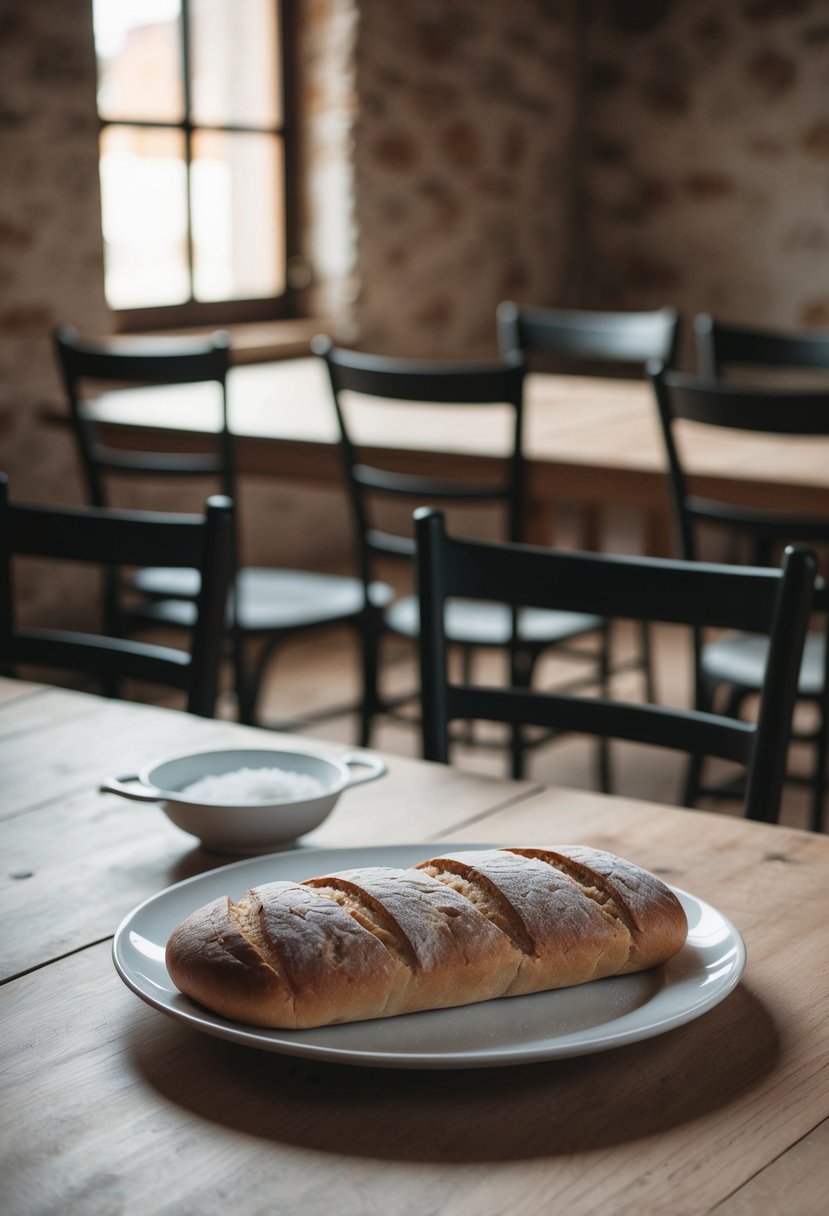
[385,594,604,646]
[131,567,394,633]
[703,629,825,698]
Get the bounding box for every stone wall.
[300,0,359,334]
[0,0,112,625]
[350,0,578,357]
[0,0,110,506]
[578,0,829,357]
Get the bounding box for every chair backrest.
[497,302,681,373]
[649,362,829,566]
[0,475,234,717]
[694,313,829,380]
[53,326,234,508]
[312,335,527,588]
[416,508,816,824]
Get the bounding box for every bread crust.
[165,847,688,1029]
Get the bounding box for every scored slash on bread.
[165,846,689,1029]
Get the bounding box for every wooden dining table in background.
[62,356,829,553]
[2,675,828,1215]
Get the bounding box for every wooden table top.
[76,357,829,518]
[2,677,828,1215]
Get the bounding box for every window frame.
[96,0,301,333]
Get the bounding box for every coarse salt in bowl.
[100,747,387,854]
[180,766,326,805]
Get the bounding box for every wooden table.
[71,357,829,551]
[2,678,828,1215]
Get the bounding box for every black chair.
[416,508,816,825]
[497,302,681,704]
[497,302,681,377]
[53,325,390,729]
[0,476,233,717]
[313,336,610,778]
[650,362,829,831]
[695,313,829,380]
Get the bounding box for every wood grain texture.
[2,680,828,1216]
[61,358,829,522]
[712,1117,829,1216]
[0,685,537,979]
[3,818,828,1216]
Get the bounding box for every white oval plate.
[112,844,746,1070]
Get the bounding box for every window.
[92,0,297,329]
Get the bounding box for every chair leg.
[358,612,383,749]
[597,739,612,796]
[237,636,281,727]
[640,620,657,704]
[810,706,828,832]
[681,753,704,808]
[597,622,612,795]
[682,671,719,807]
[722,683,745,720]
[459,645,477,747]
[509,647,536,781]
[102,571,124,699]
[232,629,254,724]
[510,727,525,780]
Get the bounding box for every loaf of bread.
[166,846,688,1029]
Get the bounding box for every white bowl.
[100,746,387,853]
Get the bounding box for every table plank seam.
[2,934,115,987]
[709,1122,825,1212]
[421,783,547,840]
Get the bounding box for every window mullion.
[94,0,291,327]
[181,0,196,305]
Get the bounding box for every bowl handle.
[99,774,166,803]
[340,752,388,788]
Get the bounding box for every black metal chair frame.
[496,301,682,707]
[695,313,829,379]
[416,508,816,825]
[53,325,385,731]
[56,326,233,621]
[650,360,829,830]
[313,336,612,779]
[497,302,681,373]
[0,476,234,717]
